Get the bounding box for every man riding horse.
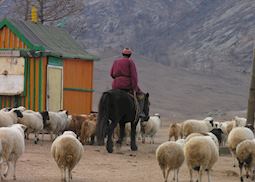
[110,48,146,119]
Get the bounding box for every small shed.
[0,18,98,114]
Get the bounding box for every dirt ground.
[7,121,243,182]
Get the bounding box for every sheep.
[0,124,26,180]
[0,108,23,127]
[51,131,83,182]
[227,126,254,167]
[168,122,183,141]
[236,139,255,182]
[140,113,161,144]
[184,128,223,148]
[114,120,141,144]
[44,110,70,141]
[156,140,185,182]
[67,113,97,145]
[182,117,215,138]
[184,135,219,182]
[234,116,247,127]
[17,111,49,144]
[80,118,96,145]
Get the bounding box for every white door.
[47,66,63,111]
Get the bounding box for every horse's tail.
[96,92,110,145]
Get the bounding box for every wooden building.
[0,18,98,114]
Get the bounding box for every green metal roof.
[0,18,98,61]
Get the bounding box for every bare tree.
[10,0,84,24]
[6,0,87,40]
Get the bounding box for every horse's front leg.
[106,122,117,153]
[130,121,138,151]
[116,122,125,147]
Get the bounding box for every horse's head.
[141,93,150,121]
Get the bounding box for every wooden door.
[47,66,63,111]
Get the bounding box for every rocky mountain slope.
[83,0,255,73]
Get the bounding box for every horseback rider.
[110,48,146,118]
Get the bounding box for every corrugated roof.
[0,18,98,60]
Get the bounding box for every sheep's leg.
[162,168,166,180]
[67,168,71,182]
[198,168,203,182]
[189,168,193,182]
[230,151,237,167]
[130,122,138,151]
[175,168,180,182]
[90,135,95,145]
[13,160,17,180]
[60,167,65,182]
[142,134,146,144]
[239,161,244,182]
[0,160,3,180]
[34,132,38,144]
[3,161,10,178]
[40,130,44,145]
[173,169,176,181]
[207,170,211,182]
[164,168,170,182]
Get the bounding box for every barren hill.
[92,49,250,121]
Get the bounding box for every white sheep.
[156,140,185,182]
[236,139,255,182]
[0,108,23,127]
[227,126,254,167]
[234,116,247,127]
[51,131,83,182]
[44,110,70,141]
[183,117,215,137]
[184,135,219,182]
[0,124,26,180]
[114,120,141,144]
[182,117,215,138]
[18,111,49,144]
[141,114,161,144]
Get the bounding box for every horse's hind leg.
[116,122,125,147]
[106,122,117,153]
[130,122,138,151]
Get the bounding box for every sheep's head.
[63,131,77,138]
[204,117,214,127]
[13,109,23,118]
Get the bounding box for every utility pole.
[246,49,255,126]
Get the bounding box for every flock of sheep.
[0,106,163,182]
[3,104,255,182]
[0,106,97,182]
[157,116,255,182]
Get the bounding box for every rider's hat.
[122,48,132,55]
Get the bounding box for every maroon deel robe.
[110,57,140,92]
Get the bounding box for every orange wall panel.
[0,26,27,49]
[63,59,94,114]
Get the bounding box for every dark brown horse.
[96,89,150,153]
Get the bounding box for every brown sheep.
[67,113,97,145]
[80,119,96,145]
[168,122,183,141]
